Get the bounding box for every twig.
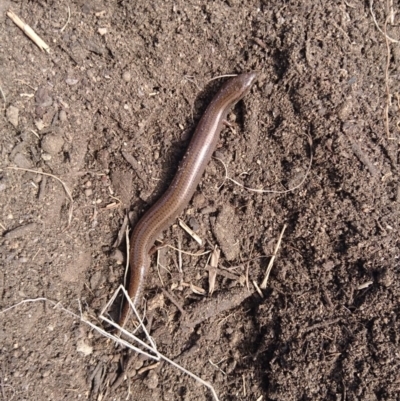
[161,289,185,315]
[7,10,50,53]
[178,218,202,245]
[260,224,287,289]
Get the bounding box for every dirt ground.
[1,0,400,400]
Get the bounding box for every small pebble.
[41,153,52,161]
[41,133,64,155]
[188,217,200,232]
[111,249,124,264]
[13,153,32,169]
[59,109,67,122]
[66,78,79,86]
[377,268,394,288]
[98,27,107,35]
[35,86,53,108]
[35,119,45,131]
[6,105,19,128]
[144,370,159,390]
[122,71,131,82]
[90,270,102,289]
[84,188,93,197]
[76,340,93,356]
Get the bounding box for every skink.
[119,71,258,326]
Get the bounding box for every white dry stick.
[123,226,130,288]
[101,286,219,400]
[166,244,210,257]
[178,218,202,245]
[177,236,183,273]
[260,224,287,289]
[60,5,71,32]
[0,85,6,110]
[207,247,218,295]
[252,280,264,299]
[7,10,50,53]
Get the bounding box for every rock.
[35,86,53,108]
[211,204,240,261]
[66,78,79,86]
[143,370,158,390]
[41,153,52,161]
[6,105,19,128]
[59,109,67,122]
[13,152,32,168]
[188,217,200,232]
[41,133,64,155]
[122,71,131,82]
[111,249,125,264]
[76,339,93,356]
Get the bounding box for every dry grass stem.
[161,289,185,314]
[166,244,210,257]
[60,5,71,32]
[177,236,183,273]
[138,362,160,375]
[156,250,165,286]
[29,129,40,138]
[7,10,50,53]
[209,359,226,375]
[369,0,399,42]
[252,280,264,298]
[8,287,218,399]
[190,282,206,295]
[0,85,6,109]
[209,73,238,82]
[357,281,373,290]
[384,17,397,140]
[99,286,220,400]
[207,246,220,295]
[178,218,202,245]
[123,226,130,288]
[260,224,287,289]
